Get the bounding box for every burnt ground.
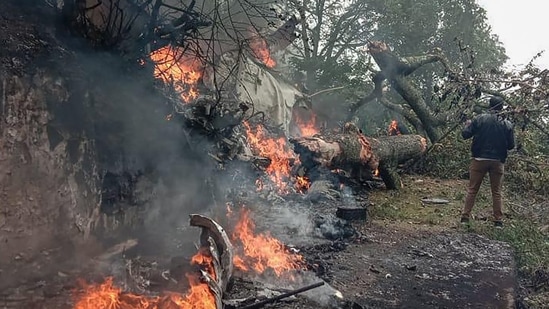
[0,176,520,309]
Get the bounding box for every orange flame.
[249,36,276,68]
[150,46,203,103]
[243,122,295,193]
[231,208,304,276]
[73,251,216,309]
[294,113,319,137]
[295,175,311,193]
[388,120,401,136]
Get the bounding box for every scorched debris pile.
[74,214,233,309]
[72,209,320,309]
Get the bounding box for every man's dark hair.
[489,96,504,111]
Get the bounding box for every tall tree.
[287,0,374,91]
[350,0,508,141]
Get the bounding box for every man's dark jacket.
[462,113,515,163]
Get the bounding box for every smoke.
[49,47,221,258]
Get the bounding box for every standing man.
[461,96,515,227]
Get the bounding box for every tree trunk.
[351,41,449,143]
[290,128,427,188]
[291,133,427,170]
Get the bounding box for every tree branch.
[348,71,386,118]
[378,97,423,131]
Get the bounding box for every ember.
[243,122,295,193]
[231,208,304,277]
[249,35,276,68]
[73,250,216,309]
[150,45,203,103]
[388,120,401,136]
[296,175,311,193]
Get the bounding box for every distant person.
[461,96,515,228]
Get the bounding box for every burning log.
[290,123,427,189]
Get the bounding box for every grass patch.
[468,219,549,272]
[368,176,467,226]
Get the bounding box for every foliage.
[505,131,549,196]
[413,130,470,178]
[286,0,374,91]
[369,0,507,70]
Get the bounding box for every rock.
[421,197,450,205]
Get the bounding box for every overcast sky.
[476,0,548,69]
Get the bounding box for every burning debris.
[149,46,204,103]
[293,112,320,137]
[248,34,276,68]
[243,122,297,194]
[70,209,345,309]
[73,214,232,309]
[73,263,217,309]
[230,207,305,277]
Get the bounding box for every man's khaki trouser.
[462,159,504,222]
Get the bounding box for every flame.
[243,122,295,193]
[295,175,311,193]
[73,250,216,309]
[150,46,203,103]
[373,168,379,177]
[231,208,304,276]
[388,120,401,136]
[294,112,319,137]
[249,35,276,68]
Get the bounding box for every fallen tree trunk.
[291,133,427,170]
[290,127,427,189]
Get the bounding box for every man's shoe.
[460,217,470,224]
[494,221,503,228]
